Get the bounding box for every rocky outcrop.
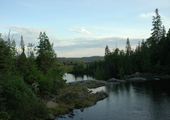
[95,91,109,100]
[127,77,146,81]
[121,72,169,81]
[107,78,119,82]
[46,101,58,108]
[67,80,110,88]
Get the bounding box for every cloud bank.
[2,25,142,57]
[139,12,155,18]
[69,27,105,36]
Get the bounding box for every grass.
[48,85,97,115]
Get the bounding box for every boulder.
[80,108,84,112]
[95,91,109,100]
[107,78,118,82]
[128,77,146,81]
[48,113,55,120]
[46,101,58,108]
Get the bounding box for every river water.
[57,73,170,120]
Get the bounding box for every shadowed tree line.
[71,9,170,80]
[0,32,66,119]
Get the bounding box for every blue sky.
[1,0,170,57]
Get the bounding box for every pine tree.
[20,35,25,53]
[105,45,110,56]
[151,9,162,43]
[125,38,131,56]
[36,32,57,73]
[17,36,28,76]
[0,38,14,74]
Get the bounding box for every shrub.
[0,73,48,120]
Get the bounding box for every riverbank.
[106,72,170,83]
[43,80,109,119]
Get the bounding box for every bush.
[39,65,66,94]
[24,64,44,84]
[0,73,48,120]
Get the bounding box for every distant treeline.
[71,9,170,80]
[58,56,104,62]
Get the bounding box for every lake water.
[57,73,170,120]
[64,73,96,83]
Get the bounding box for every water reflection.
[58,74,170,120]
[64,73,96,82]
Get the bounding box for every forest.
[0,32,66,119]
[72,9,170,80]
[0,8,170,119]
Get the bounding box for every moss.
[48,103,69,115]
[86,94,97,102]
[48,84,106,116]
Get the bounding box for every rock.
[32,83,40,87]
[119,80,126,83]
[95,91,109,100]
[107,78,117,82]
[49,113,55,120]
[46,101,58,108]
[70,113,75,116]
[134,72,141,77]
[152,78,160,80]
[68,115,73,118]
[127,77,146,81]
[80,108,84,112]
[66,80,110,88]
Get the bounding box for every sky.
[1,0,170,57]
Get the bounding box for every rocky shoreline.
[43,80,110,119]
[45,72,170,119]
[107,72,170,83]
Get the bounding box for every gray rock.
[128,77,146,81]
[49,113,55,120]
[80,108,84,112]
[107,78,118,82]
[152,78,160,80]
[95,91,109,100]
[119,80,126,83]
[46,101,58,108]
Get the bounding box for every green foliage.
[40,64,66,94]
[118,67,125,79]
[101,9,170,79]
[24,64,44,84]
[151,9,163,43]
[36,32,57,74]
[95,66,105,80]
[17,52,28,76]
[0,74,48,120]
[0,31,65,119]
[72,62,85,74]
[0,39,14,74]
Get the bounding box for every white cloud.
[1,25,142,57]
[139,12,155,18]
[2,25,51,46]
[69,27,105,36]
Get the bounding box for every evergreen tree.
[17,36,28,76]
[0,39,14,74]
[125,38,131,56]
[36,32,57,73]
[105,45,111,56]
[20,35,25,53]
[151,8,162,43]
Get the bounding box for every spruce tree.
[125,38,131,56]
[151,9,162,43]
[17,36,28,76]
[36,32,56,73]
